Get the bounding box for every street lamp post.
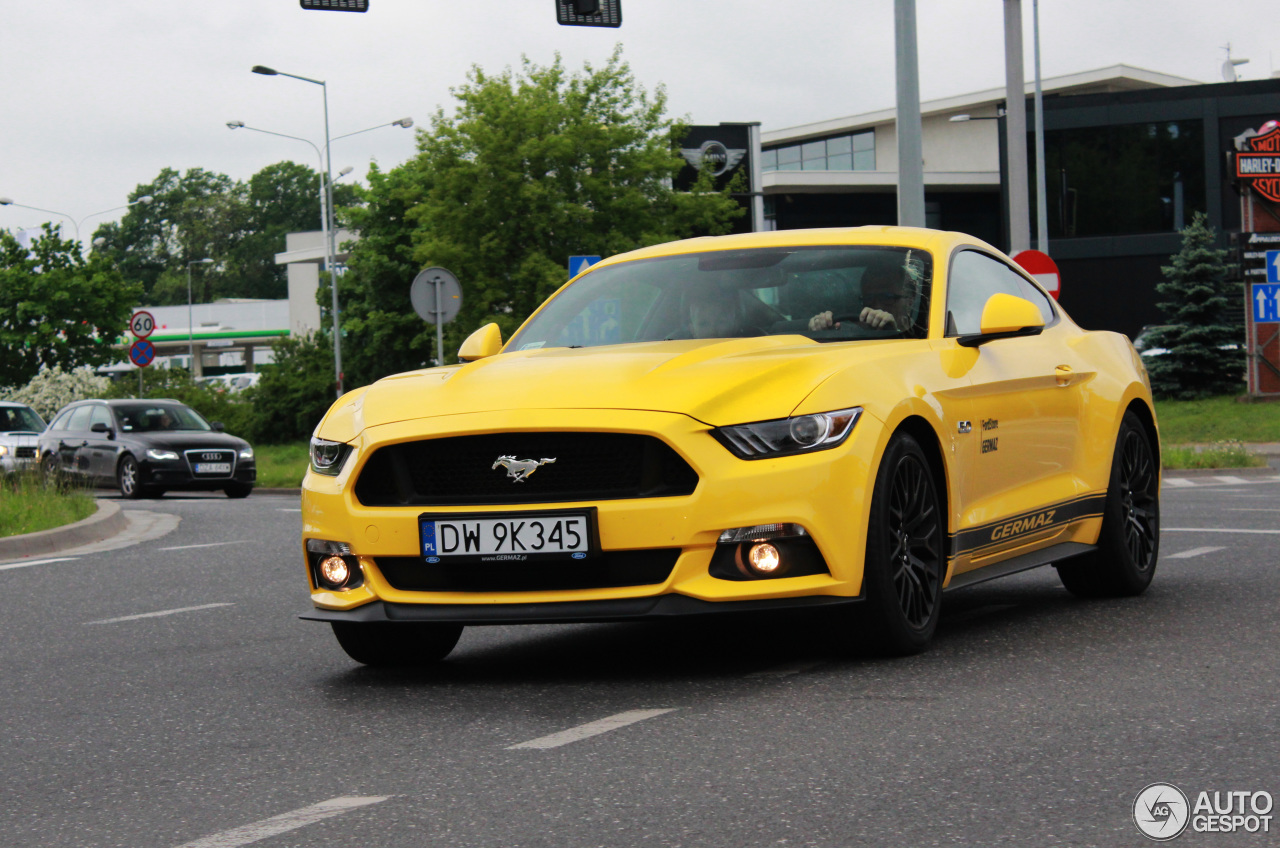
[188,258,214,370]
[243,64,413,397]
[0,195,152,244]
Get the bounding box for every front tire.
[331,622,463,667]
[853,433,946,656]
[117,455,144,499]
[1057,411,1160,597]
[224,483,253,499]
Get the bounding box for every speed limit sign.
[129,310,156,339]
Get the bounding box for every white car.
[0,402,47,475]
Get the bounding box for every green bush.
[250,333,338,444]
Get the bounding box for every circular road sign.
[1012,249,1061,300]
[130,310,156,339]
[129,339,156,368]
[410,267,463,324]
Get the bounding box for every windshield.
[113,403,212,433]
[0,406,45,433]
[507,246,932,351]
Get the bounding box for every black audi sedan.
[38,399,256,498]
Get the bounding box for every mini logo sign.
[1133,783,1190,841]
[680,140,747,178]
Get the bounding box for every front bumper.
[143,459,256,490]
[302,408,882,615]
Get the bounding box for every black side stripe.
[949,494,1107,558]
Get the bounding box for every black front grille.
[184,449,236,478]
[374,548,680,592]
[14,447,35,459]
[354,432,698,506]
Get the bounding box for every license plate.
[419,510,594,563]
[195,462,231,474]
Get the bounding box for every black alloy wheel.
[1058,411,1160,597]
[852,433,945,656]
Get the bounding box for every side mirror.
[90,422,114,437]
[211,422,226,432]
[458,323,504,362]
[958,293,1046,347]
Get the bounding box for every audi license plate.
[419,510,595,564]
[194,462,232,474]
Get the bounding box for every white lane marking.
[1212,476,1251,485]
[508,709,676,750]
[86,603,234,625]
[1226,508,1280,512]
[0,557,78,571]
[746,660,824,678]
[277,508,302,512]
[1163,528,1280,535]
[174,796,390,848]
[157,541,251,551]
[1163,478,1195,488]
[1166,546,1226,559]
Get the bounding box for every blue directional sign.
[1254,283,1280,323]
[569,255,601,278]
[128,339,155,367]
[1267,250,1280,283]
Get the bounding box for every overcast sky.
[3,1,1278,240]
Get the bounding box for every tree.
[0,226,142,389]
[92,163,358,305]
[341,48,743,387]
[250,334,337,443]
[1144,212,1243,399]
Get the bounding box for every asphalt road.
[1,473,1278,848]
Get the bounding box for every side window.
[89,405,114,430]
[946,250,1055,335]
[48,411,71,431]
[65,406,94,432]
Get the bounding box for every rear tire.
[1057,411,1160,597]
[848,433,946,656]
[331,622,463,667]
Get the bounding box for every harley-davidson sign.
[1236,125,1280,202]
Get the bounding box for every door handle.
[1054,365,1072,387]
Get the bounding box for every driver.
[687,284,748,338]
[808,261,914,332]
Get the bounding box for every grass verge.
[1154,396,1280,444]
[254,442,310,489]
[0,473,97,538]
[1162,441,1268,470]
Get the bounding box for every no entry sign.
[1012,250,1061,300]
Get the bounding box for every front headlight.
[309,436,351,476]
[711,407,862,459]
[146,449,180,461]
[239,446,255,460]
[0,446,8,457]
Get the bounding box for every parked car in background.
[196,373,261,393]
[0,402,46,475]
[38,399,255,498]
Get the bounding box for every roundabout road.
[0,476,1276,847]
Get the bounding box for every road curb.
[0,499,126,560]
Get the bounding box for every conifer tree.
[1143,212,1243,399]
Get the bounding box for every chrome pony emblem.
[492,455,556,483]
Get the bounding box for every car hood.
[346,336,903,435]
[126,432,248,451]
[0,432,41,447]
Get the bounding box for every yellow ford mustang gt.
[301,227,1160,665]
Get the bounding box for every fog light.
[319,555,351,588]
[747,542,781,575]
